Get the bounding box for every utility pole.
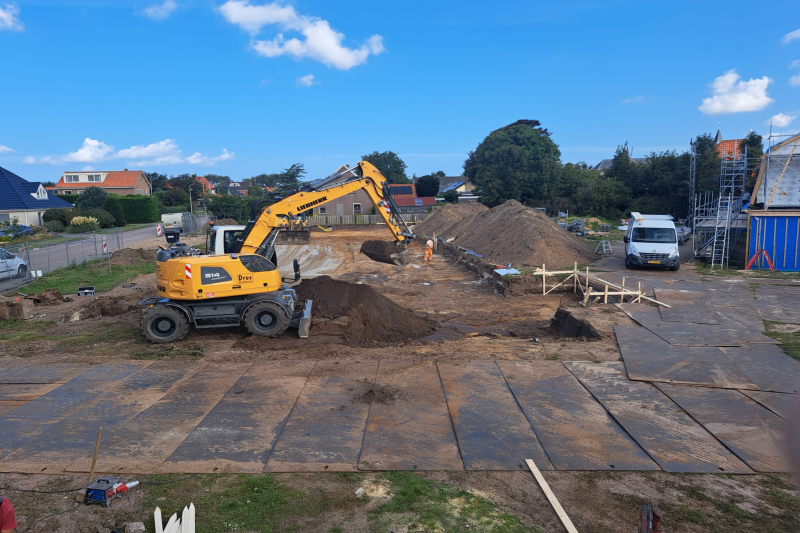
[188,184,194,215]
[688,139,696,228]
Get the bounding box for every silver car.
[0,248,27,279]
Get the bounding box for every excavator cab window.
[224,230,244,254]
[239,255,277,272]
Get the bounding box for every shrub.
[30,225,49,235]
[43,208,71,225]
[102,197,126,227]
[160,205,190,214]
[67,216,100,233]
[74,186,108,210]
[45,220,65,232]
[118,196,159,223]
[56,193,79,204]
[82,208,116,229]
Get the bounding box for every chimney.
[124,168,128,171]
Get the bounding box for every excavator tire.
[141,305,190,344]
[244,301,290,338]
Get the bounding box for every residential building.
[0,166,74,225]
[387,183,417,197]
[225,181,250,196]
[53,170,151,196]
[441,180,474,195]
[310,165,371,216]
[195,176,217,195]
[592,157,650,173]
[714,128,744,157]
[423,175,474,195]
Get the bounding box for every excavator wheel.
[141,306,190,344]
[244,301,290,338]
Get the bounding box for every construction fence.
[0,214,209,293]
[306,213,430,226]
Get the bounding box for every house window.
[318,207,327,215]
[353,203,362,214]
[136,189,141,195]
[87,174,101,182]
[65,175,79,183]
[63,190,72,194]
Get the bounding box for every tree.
[204,174,231,187]
[739,131,764,189]
[204,194,252,223]
[74,186,108,210]
[463,120,561,207]
[41,181,55,187]
[415,172,443,197]
[443,190,459,203]
[102,197,126,227]
[361,151,410,184]
[694,133,721,194]
[145,172,168,192]
[162,188,190,207]
[251,163,307,197]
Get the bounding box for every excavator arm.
[229,161,415,262]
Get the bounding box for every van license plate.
[648,260,661,264]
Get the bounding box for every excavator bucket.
[360,240,408,266]
[276,229,311,244]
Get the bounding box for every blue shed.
[747,214,800,271]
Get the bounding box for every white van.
[161,212,189,230]
[623,212,680,271]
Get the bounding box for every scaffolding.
[692,148,749,267]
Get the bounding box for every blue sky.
[1,0,799,184]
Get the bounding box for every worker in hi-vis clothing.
[424,239,434,262]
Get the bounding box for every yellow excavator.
[139,161,415,343]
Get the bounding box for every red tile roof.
[717,140,742,157]
[195,176,216,194]
[393,196,436,206]
[55,170,146,189]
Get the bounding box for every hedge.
[118,196,159,223]
[56,194,79,204]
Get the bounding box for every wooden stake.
[621,278,625,304]
[637,282,642,303]
[585,266,589,294]
[525,458,578,533]
[76,427,102,502]
[542,264,546,295]
[573,262,577,293]
[603,283,608,304]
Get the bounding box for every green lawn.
[18,258,155,296]
[763,320,800,361]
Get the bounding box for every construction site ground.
[1,227,798,532]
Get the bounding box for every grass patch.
[763,321,800,361]
[545,353,562,360]
[696,263,800,280]
[370,471,540,533]
[19,258,155,296]
[142,473,368,533]
[0,319,56,341]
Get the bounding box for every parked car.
[623,212,680,271]
[0,225,34,238]
[0,248,27,279]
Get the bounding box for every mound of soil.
[59,295,139,322]
[295,276,436,347]
[109,248,153,266]
[25,289,70,305]
[418,200,595,268]
[550,307,601,339]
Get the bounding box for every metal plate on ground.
[0,402,24,417]
[741,391,799,420]
[65,363,251,474]
[162,361,315,473]
[615,326,757,389]
[704,281,758,308]
[359,360,463,471]
[722,345,800,394]
[656,384,788,472]
[618,304,742,346]
[715,308,768,335]
[497,361,658,471]
[0,362,147,461]
[0,362,195,473]
[266,360,379,472]
[438,361,551,471]
[656,289,718,324]
[0,383,62,401]
[566,362,752,473]
[0,364,91,384]
[755,285,800,323]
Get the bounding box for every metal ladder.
[710,196,732,269]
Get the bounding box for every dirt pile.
[295,275,436,347]
[419,200,595,268]
[550,307,601,339]
[25,289,70,305]
[109,248,154,266]
[60,295,139,322]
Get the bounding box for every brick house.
[53,170,151,196]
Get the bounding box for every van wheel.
[141,306,190,343]
[625,257,633,269]
[16,265,27,278]
[670,262,680,271]
[244,301,290,337]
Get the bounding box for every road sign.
[102,237,108,254]
[157,224,163,236]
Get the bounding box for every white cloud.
[22,155,58,165]
[0,144,13,153]
[219,0,385,70]
[769,113,796,128]
[116,139,180,159]
[699,69,774,115]
[622,95,647,104]
[0,4,23,31]
[144,0,178,20]
[81,166,95,171]
[782,28,800,45]
[296,74,319,87]
[184,149,234,166]
[63,138,115,163]
[791,74,800,87]
[770,130,800,140]
[258,78,272,86]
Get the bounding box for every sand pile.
[418,200,595,268]
[295,276,435,347]
[109,248,154,266]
